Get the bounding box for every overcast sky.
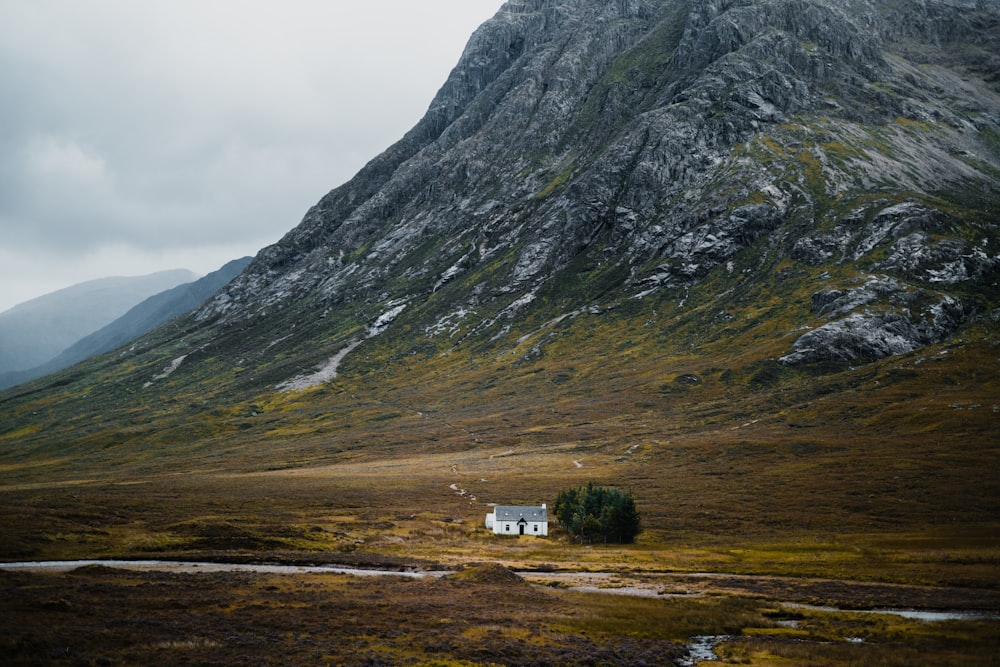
[0,0,506,313]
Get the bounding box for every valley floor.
[2,562,998,666]
[2,339,998,665]
[1,447,998,666]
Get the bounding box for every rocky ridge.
[190,0,998,386]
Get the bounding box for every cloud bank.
[0,0,504,312]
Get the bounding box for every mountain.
[0,269,197,375]
[1,0,997,489]
[0,258,251,391]
[193,0,998,376]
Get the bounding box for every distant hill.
[0,269,197,375]
[0,259,250,390]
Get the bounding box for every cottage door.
[518,518,527,535]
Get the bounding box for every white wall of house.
[495,520,547,536]
[486,504,548,536]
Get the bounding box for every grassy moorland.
[2,564,998,666]
[1,314,998,664]
[1,565,685,666]
[0,230,998,665]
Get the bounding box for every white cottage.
[485,504,548,536]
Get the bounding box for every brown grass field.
[2,427,999,665]
[2,562,998,666]
[1,301,998,663]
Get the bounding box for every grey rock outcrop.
[876,233,999,285]
[780,296,966,364]
[809,277,906,318]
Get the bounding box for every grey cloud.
[0,0,505,311]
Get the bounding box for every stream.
[0,559,447,578]
[677,636,728,666]
[3,560,995,623]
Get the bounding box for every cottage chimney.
[541,503,546,509]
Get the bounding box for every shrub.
[553,482,641,544]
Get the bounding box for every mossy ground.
[2,565,997,666]
[1,272,997,575]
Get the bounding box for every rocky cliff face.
[193,0,998,384]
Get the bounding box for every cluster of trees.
[553,483,641,544]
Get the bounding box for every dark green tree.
[553,482,641,544]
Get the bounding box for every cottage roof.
[494,505,547,522]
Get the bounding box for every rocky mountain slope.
[1,0,998,478]
[196,0,998,381]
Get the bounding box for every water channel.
[0,559,445,578]
[3,560,995,623]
